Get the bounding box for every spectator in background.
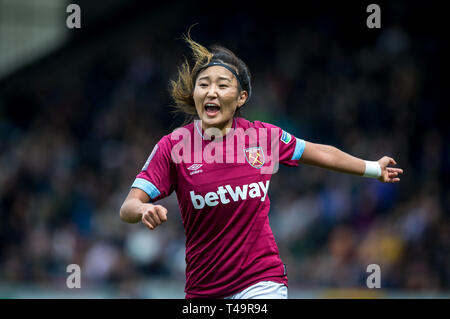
[0,10,447,296]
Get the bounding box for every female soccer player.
[119,33,403,299]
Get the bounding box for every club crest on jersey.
[244,147,265,169]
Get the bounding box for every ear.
[237,90,248,108]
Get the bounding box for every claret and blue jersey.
[131,117,305,298]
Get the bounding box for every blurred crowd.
[0,4,448,296]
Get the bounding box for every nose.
[206,84,218,97]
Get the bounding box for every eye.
[219,84,228,88]
[198,83,208,88]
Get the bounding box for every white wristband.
[364,161,381,178]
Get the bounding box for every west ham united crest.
[244,147,265,169]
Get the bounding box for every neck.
[201,118,235,137]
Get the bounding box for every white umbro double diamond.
[187,164,203,175]
[188,164,203,170]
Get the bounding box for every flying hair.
[169,25,252,123]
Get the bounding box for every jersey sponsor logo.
[244,147,265,169]
[142,144,158,171]
[189,180,270,209]
[281,130,292,144]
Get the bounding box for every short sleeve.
[131,135,176,202]
[258,121,305,167]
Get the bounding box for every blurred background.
[0,0,448,298]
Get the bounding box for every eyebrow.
[197,75,232,82]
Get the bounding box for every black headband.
[198,61,245,91]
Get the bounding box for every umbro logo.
[187,164,203,175]
[188,164,203,170]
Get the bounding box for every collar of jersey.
[194,118,237,141]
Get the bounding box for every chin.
[201,115,223,127]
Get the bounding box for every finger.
[141,216,154,230]
[148,210,162,226]
[387,167,403,174]
[385,176,400,182]
[153,212,162,226]
[155,206,168,222]
[388,157,397,166]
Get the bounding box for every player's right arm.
[120,188,168,230]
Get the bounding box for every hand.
[140,204,168,230]
[377,156,403,183]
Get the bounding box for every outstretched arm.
[299,141,403,183]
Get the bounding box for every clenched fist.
[139,204,168,230]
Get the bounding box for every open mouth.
[204,103,220,117]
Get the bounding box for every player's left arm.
[298,141,403,183]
